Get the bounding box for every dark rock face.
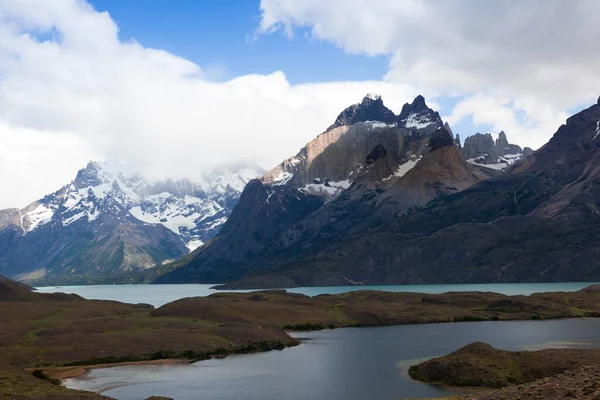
[156,180,324,283]
[366,144,388,165]
[428,127,455,151]
[462,133,498,161]
[327,94,396,131]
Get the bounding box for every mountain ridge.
[0,161,263,282]
[156,94,509,285]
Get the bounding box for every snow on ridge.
[466,152,524,171]
[186,240,204,252]
[301,179,351,197]
[271,171,294,186]
[23,204,54,233]
[364,121,396,129]
[402,114,433,129]
[21,161,259,245]
[365,93,381,101]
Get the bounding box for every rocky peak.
[454,133,462,149]
[428,127,455,151]
[397,95,443,131]
[73,161,103,189]
[463,133,497,160]
[462,131,528,171]
[327,94,396,131]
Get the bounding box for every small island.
[409,342,600,399]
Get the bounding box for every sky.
[1,0,599,208]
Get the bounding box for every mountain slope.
[0,161,262,282]
[156,95,498,285]
[217,98,600,286]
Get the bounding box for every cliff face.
[461,131,531,170]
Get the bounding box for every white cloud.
[259,0,600,148]
[0,0,422,209]
[444,94,570,150]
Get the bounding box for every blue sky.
[87,0,489,138]
[89,0,389,84]
[1,0,592,208]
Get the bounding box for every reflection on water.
[66,319,600,400]
[36,281,599,307]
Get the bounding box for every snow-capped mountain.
[0,161,262,282]
[24,161,262,251]
[261,94,450,199]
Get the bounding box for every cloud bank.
[259,0,600,150]
[0,0,420,208]
[2,0,599,208]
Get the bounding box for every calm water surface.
[35,282,598,307]
[66,319,600,400]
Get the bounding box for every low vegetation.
[409,342,600,388]
[409,344,600,400]
[3,277,600,398]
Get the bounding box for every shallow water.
[66,319,600,400]
[35,281,598,307]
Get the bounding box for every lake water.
[35,281,598,307]
[66,319,600,400]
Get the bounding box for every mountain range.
[5,92,595,288]
[157,94,584,287]
[0,161,262,283]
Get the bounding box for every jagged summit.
[327,94,444,133]
[327,94,396,131]
[365,93,381,101]
[397,95,443,132]
[462,131,529,171]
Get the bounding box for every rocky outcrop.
[462,133,498,160]
[453,133,461,149]
[462,131,529,170]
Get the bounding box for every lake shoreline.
[5,282,600,399]
[40,358,192,381]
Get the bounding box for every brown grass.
[3,282,600,398]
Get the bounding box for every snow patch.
[363,121,396,129]
[383,156,422,181]
[466,153,524,171]
[402,113,433,129]
[365,93,381,101]
[594,121,600,140]
[271,171,294,186]
[301,180,351,197]
[467,159,508,171]
[186,240,204,252]
[23,204,54,233]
